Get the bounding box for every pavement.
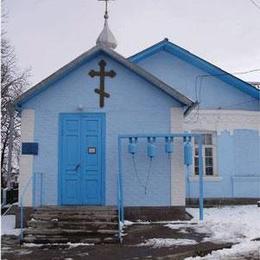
[0,223,246,260]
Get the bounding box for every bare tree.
[1,33,30,188]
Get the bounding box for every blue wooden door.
[60,114,104,205]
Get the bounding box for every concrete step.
[31,214,118,222]
[32,209,117,216]
[32,212,118,218]
[24,228,118,236]
[35,206,117,212]
[28,220,118,230]
[23,235,118,244]
[24,206,119,244]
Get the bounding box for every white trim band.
[184,110,260,135]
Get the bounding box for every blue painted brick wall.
[187,130,260,198]
[23,52,182,206]
[135,50,259,111]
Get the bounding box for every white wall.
[18,109,35,207]
[184,110,260,135]
[170,107,185,206]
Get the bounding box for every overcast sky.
[3,0,260,87]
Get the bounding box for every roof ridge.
[128,39,260,99]
[15,45,193,109]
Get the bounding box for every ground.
[1,205,260,260]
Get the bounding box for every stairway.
[23,206,119,244]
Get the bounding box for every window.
[194,132,217,176]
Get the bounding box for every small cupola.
[96,0,117,49]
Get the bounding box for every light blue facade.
[133,50,259,111]
[187,130,260,198]
[131,41,260,199]
[21,51,183,206]
[19,40,260,204]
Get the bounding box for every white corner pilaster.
[170,107,185,206]
[19,109,35,207]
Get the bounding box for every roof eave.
[15,44,193,109]
[129,39,260,100]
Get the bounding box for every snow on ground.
[179,205,260,259]
[23,242,94,248]
[186,205,260,243]
[138,238,198,248]
[1,215,20,236]
[123,220,134,226]
[124,220,152,226]
[185,241,260,260]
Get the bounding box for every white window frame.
[192,131,218,177]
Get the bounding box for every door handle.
[74,163,80,171]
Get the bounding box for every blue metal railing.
[117,174,122,242]
[116,133,204,240]
[19,172,44,242]
[117,136,124,243]
[32,172,44,207]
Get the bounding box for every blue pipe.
[117,136,124,243]
[118,137,124,223]
[40,173,43,206]
[119,133,202,139]
[116,175,122,242]
[198,135,204,221]
[19,175,34,242]
[20,199,24,241]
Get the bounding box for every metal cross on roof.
[98,0,114,19]
[89,59,116,108]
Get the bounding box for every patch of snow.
[2,203,12,209]
[78,252,89,257]
[138,238,198,248]
[23,242,94,248]
[136,220,151,224]
[165,223,196,230]
[124,220,134,226]
[186,205,260,243]
[17,249,33,255]
[123,220,152,226]
[119,221,123,229]
[67,242,94,248]
[1,215,20,236]
[185,241,260,260]
[125,220,194,226]
[156,220,196,224]
[178,228,189,234]
[23,243,44,247]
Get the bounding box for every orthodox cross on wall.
[88,59,116,108]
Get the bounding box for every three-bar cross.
[89,59,116,108]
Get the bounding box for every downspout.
[184,101,199,117]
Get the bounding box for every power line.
[191,68,260,123]
[233,68,260,75]
[196,69,260,80]
[249,0,260,10]
[195,68,260,103]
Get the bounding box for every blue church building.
[16,10,260,212]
